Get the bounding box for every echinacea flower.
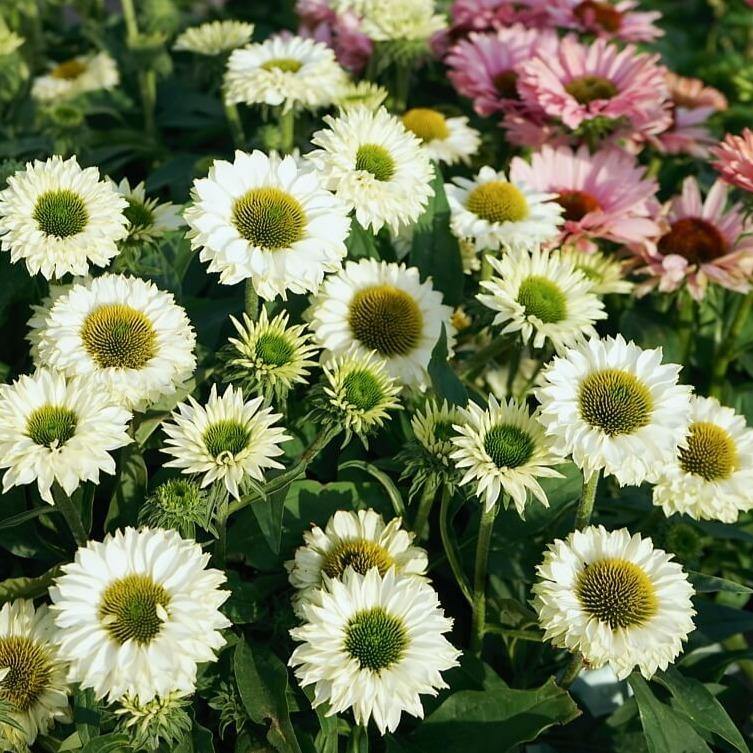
[449,0,550,35]
[509,144,660,251]
[401,107,480,165]
[31,52,119,103]
[173,20,254,56]
[711,128,753,194]
[633,177,753,300]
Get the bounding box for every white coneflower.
[185,149,350,297]
[535,335,692,487]
[31,51,119,102]
[307,106,435,234]
[223,308,319,398]
[286,508,427,613]
[0,601,70,752]
[477,247,606,354]
[412,399,461,467]
[31,274,197,412]
[173,21,254,56]
[451,395,563,514]
[568,249,634,296]
[307,259,453,388]
[402,108,480,165]
[653,396,753,523]
[114,692,192,751]
[50,527,230,702]
[0,369,131,504]
[161,384,291,500]
[290,568,460,734]
[334,80,388,112]
[338,0,446,42]
[0,155,128,279]
[224,35,347,112]
[114,178,184,243]
[446,166,563,252]
[532,525,696,680]
[320,350,401,440]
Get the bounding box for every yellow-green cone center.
[348,284,423,357]
[323,538,394,579]
[33,189,88,239]
[344,607,409,672]
[0,637,53,712]
[232,187,306,250]
[355,144,396,182]
[679,421,738,481]
[52,59,86,80]
[203,419,251,458]
[517,275,568,323]
[124,198,154,231]
[255,332,295,367]
[402,108,450,142]
[81,303,157,370]
[343,369,384,412]
[484,423,535,468]
[565,75,618,105]
[578,368,653,436]
[467,181,529,224]
[26,404,78,448]
[260,58,303,73]
[99,574,170,645]
[576,558,657,629]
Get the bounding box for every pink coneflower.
[540,0,663,42]
[450,0,549,36]
[649,73,727,158]
[297,0,373,73]
[446,25,558,116]
[712,129,753,194]
[517,36,671,138]
[634,177,753,300]
[510,144,660,251]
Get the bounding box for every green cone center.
[99,573,171,645]
[26,404,78,448]
[81,303,157,370]
[33,189,88,239]
[344,607,408,672]
[517,275,568,324]
[232,187,306,250]
[578,368,653,436]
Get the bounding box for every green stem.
[120,0,139,41]
[709,291,753,398]
[278,108,295,154]
[463,334,513,381]
[214,494,229,567]
[676,290,695,372]
[574,469,600,530]
[51,485,88,547]
[224,100,245,147]
[484,625,543,643]
[470,501,499,655]
[558,655,584,688]
[439,485,472,605]
[244,278,259,321]
[392,63,411,112]
[412,476,437,541]
[346,724,366,753]
[139,69,157,141]
[480,252,495,281]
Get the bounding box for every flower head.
[568,249,634,295]
[31,52,119,103]
[115,178,184,243]
[712,128,753,195]
[401,107,480,165]
[542,0,663,42]
[174,21,254,56]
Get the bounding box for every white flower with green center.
[114,178,184,243]
[653,396,753,523]
[401,108,480,166]
[161,384,291,500]
[31,52,119,103]
[535,335,693,487]
[290,568,459,734]
[185,150,350,297]
[307,106,435,233]
[336,0,446,42]
[532,525,696,680]
[0,600,70,752]
[451,395,563,514]
[0,155,128,279]
[224,35,347,112]
[307,259,454,387]
[568,249,634,296]
[224,308,319,397]
[50,527,230,702]
[286,508,428,615]
[321,350,401,438]
[477,247,606,354]
[411,399,461,466]
[31,274,196,412]
[445,166,563,252]
[173,20,254,56]
[0,369,131,504]
[334,80,388,113]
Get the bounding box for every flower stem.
[709,291,753,398]
[120,0,157,141]
[470,500,499,654]
[224,100,245,147]
[412,475,437,541]
[558,655,584,688]
[439,485,472,605]
[278,108,296,154]
[574,469,600,530]
[244,278,259,321]
[51,485,88,547]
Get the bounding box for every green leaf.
[105,446,148,532]
[428,325,467,407]
[410,167,464,306]
[692,600,753,644]
[628,674,711,753]
[339,461,406,518]
[0,567,61,603]
[249,485,288,555]
[346,219,379,260]
[233,640,302,753]
[74,688,101,746]
[387,678,579,753]
[0,506,56,530]
[654,668,749,753]
[688,572,753,594]
[78,733,130,753]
